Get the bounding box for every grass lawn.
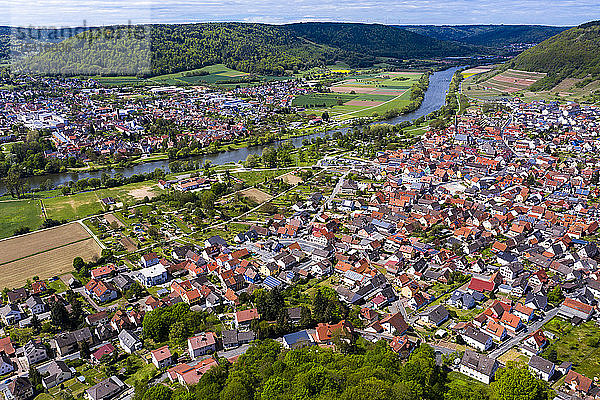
[47,278,68,293]
[43,182,163,221]
[542,317,600,377]
[0,199,44,239]
[34,394,55,400]
[447,371,492,397]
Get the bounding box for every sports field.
[0,222,102,288]
[295,71,422,120]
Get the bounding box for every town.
[0,84,600,400]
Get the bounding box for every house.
[85,376,127,400]
[420,304,449,327]
[7,288,28,304]
[0,352,14,375]
[0,304,24,325]
[139,252,159,268]
[315,320,354,344]
[379,312,409,335]
[30,281,47,296]
[459,350,499,384]
[564,370,593,395]
[499,312,524,333]
[499,262,523,281]
[0,337,15,358]
[522,330,549,356]
[462,327,493,352]
[485,320,507,342]
[5,377,33,400]
[559,298,594,321]
[91,344,116,364]
[53,328,94,357]
[512,303,535,323]
[42,360,73,389]
[91,264,117,280]
[188,332,217,359]
[235,308,260,330]
[24,296,47,315]
[24,340,48,366]
[389,335,415,358]
[283,330,314,349]
[85,279,118,303]
[528,355,555,382]
[447,290,475,309]
[86,311,110,326]
[137,265,168,287]
[118,330,142,354]
[151,345,173,369]
[221,329,255,349]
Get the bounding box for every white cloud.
[1,0,598,26]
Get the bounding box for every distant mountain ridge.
[8,22,484,76]
[504,21,600,90]
[3,22,577,77]
[397,25,569,47]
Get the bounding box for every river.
[2,66,462,195]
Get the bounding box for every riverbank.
[1,66,463,195]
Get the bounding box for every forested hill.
[504,21,600,90]
[398,25,569,47]
[14,22,480,77]
[283,22,474,59]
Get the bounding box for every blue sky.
[3,0,599,27]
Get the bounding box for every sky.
[2,0,599,28]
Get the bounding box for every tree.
[50,301,70,329]
[142,385,172,400]
[220,379,252,400]
[125,281,145,300]
[201,190,217,210]
[547,285,564,306]
[79,340,90,359]
[29,365,42,387]
[492,364,553,400]
[31,314,41,334]
[321,111,330,122]
[73,257,85,272]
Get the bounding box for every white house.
[459,350,499,384]
[188,332,217,359]
[137,265,168,287]
[462,327,493,352]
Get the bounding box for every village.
[0,75,315,172]
[1,93,600,400]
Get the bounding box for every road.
[488,308,559,359]
[309,169,350,226]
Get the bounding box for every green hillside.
[284,22,475,60]
[14,22,483,77]
[506,21,600,90]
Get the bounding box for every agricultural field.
[0,222,102,288]
[463,69,547,98]
[0,198,44,239]
[240,188,274,203]
[461,66,493,79]
[297,71,422,120]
